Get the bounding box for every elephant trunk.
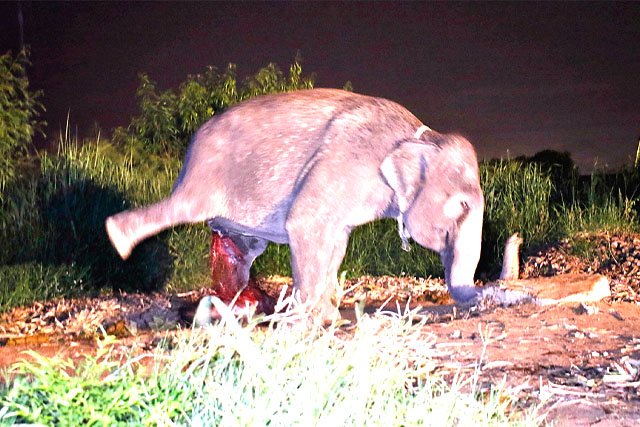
[442,205,483,303]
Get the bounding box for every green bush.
[117,58,314,157]
[0,49,45,193]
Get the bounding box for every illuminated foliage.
[116,57,314,156]
[0,49,45,192]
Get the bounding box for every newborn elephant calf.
[106,89,484,323]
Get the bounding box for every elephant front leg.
[207,231,274,319]
[287,223,347,325]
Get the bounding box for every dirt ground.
[2,298,639,425]
[407,301,640,426]
[1,232,639,426]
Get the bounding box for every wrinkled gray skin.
[106,89,484,322]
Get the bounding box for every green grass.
[0,129,208,298]
[480,160,556,273]
[0,263,89,312]
[255,219,443,280]
[559,189,637,236]
[0,306,543,426]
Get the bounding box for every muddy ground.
[1,232,639,426]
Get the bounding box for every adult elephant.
[106,89,484,323]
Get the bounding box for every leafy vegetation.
[115,57,314,156]
[0,49,45,193]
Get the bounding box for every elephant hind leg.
[106,195,211,260]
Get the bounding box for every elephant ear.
[380,141,439,251]
[380,142,438,213]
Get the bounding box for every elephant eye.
[456,200,470,228]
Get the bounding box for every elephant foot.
[206,232,275,320]
[448,285,482,305]
[105,215,134,260]
[309,300,341,326]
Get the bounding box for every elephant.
[105,88,485,323]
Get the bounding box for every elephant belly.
[207,209,289,244]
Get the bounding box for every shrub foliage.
[0,49,45,193]
[116,58,314,156]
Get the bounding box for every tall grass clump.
[37,130,182,291]
[558,170,638,235]
[0,124,209,303]
[47,127,212,292]
[255,219,443,280]
[0,306,543,426]
[480,160,555,272]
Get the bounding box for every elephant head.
[380,133,484,303]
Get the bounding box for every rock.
[574,302,599,315]
[500,233,523,280]
[547,402,607,427]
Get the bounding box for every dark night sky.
[1,1,638,171]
